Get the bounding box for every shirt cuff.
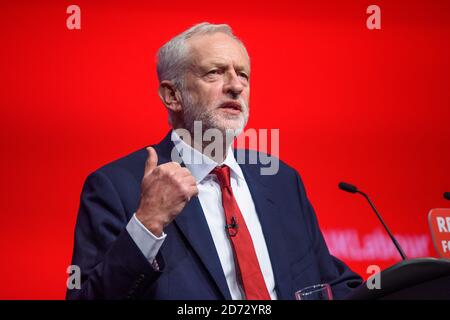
[126,213,166,264]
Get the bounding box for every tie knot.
[211,165,231,188]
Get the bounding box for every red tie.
[212,165,271,300]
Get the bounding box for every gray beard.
[180,89,248,139]
[178,89,249,161]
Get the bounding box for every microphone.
[225,216,239,237]
[338,182,358,194]
[338,181,408,260]
[444,192,450,201]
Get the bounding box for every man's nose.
[223,71,244,97]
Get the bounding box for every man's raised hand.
[136,147,198,237]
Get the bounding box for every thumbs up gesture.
[136,147,198,237]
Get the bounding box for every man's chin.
[219,115,245,128]
[215,120,245,136]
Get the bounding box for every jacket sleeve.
[66,170,164,300]
[295,172,363,299]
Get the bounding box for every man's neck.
[172,127,234,164]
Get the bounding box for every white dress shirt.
[126,131,277,300]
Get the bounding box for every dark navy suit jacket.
[67,131,362,300]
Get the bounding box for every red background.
[0,0,449,299]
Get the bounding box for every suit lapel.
[239,161,294,300]
[154,132,232,300]
[174,198,232,299]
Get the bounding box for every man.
[67,23,362,300]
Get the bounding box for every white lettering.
[366,265,381,289]
[437,217,448,233]
[366,5,381,30]
[66,5,81,30]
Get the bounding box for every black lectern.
[347,258,450,299]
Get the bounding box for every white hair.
[156,22,249,89]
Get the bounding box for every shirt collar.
[171,130,244,183]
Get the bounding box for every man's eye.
[207,69,220,75]
[239,72,249,80]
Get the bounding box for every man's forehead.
[186,33,250,69]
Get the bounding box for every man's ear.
[158,80,182,113]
